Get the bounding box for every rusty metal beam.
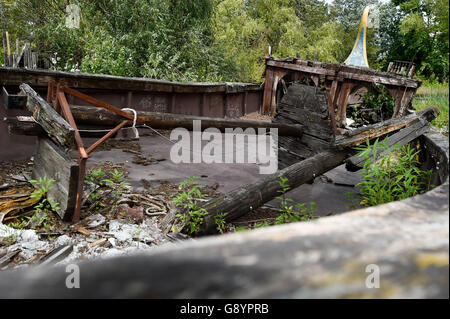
[61,85,137,120]
[85,120,129,155]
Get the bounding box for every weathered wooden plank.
[346,118,431,171]
[273,83,335,167]
[273,83,333,141]
[20,83,75,150]
[266,60,420,88]
[275,112,333,141]
[1,68,261,94]
[32,137,79,220]
[334,106,440,149]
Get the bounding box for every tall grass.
[414,82,449,135]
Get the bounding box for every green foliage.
[361,85,396,118]
[5,0,237,81]
[385,0,449,82]
[214,212,228,234]
[213,0,343,81]
[29,176,55,200]
[352,138,434,207]
[85,167,131,210]
[235,226,248,232]
[86,168,104,183]
[3,0,447,84]
[274,177,316,225]
[414,82,449,134]
[173,176,209,236]
[13,176,61,231]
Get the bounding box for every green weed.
[350,138,435,208]
[173,176,209,236]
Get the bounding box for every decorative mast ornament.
[344,6,370,68]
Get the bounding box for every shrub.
[352,138,434,207]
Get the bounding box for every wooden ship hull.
[0,34,438,230]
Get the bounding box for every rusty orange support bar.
[86,120,130,155]
[57,91,88,159]
[61,85,135,120]
[45,82,146,222]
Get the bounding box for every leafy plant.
[86,168,104,183]
[173,176,209,236]
[214,212,228,234]
[26,176,60,230]
[86,167,131,209]
[29,176,55,200]
[254,221,270,228]
[274,177,316,225]
[235,226,248,232]
[351,138,435,207]
[361,85,396,119]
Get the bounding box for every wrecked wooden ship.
[0,6,440,234]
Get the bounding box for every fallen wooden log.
[68,105,304,137]
[345,116,432,171]
[162,150,351,235]
[334,106,440,149]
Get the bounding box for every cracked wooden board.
[32,137,79,220]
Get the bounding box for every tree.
[5,0,238,81]
[213,0,344,82]
[389,0,449,81]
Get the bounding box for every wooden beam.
[266,60,420,88]
[20,83,75,150]
[334,106,440,149]
[335,82,354,127]
[3,116,44,136]
[327,80,339,135]
[345,118,431,171]
[57,91,88,159]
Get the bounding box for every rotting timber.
[163,83,439,234]
[1,46,438,228]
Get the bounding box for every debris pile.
[0,160,198,270]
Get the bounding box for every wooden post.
[335,82,354,127]
[327,80,339,135]
[5,30,9,55]
[261,67,273,115]
[1,2,7,66]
